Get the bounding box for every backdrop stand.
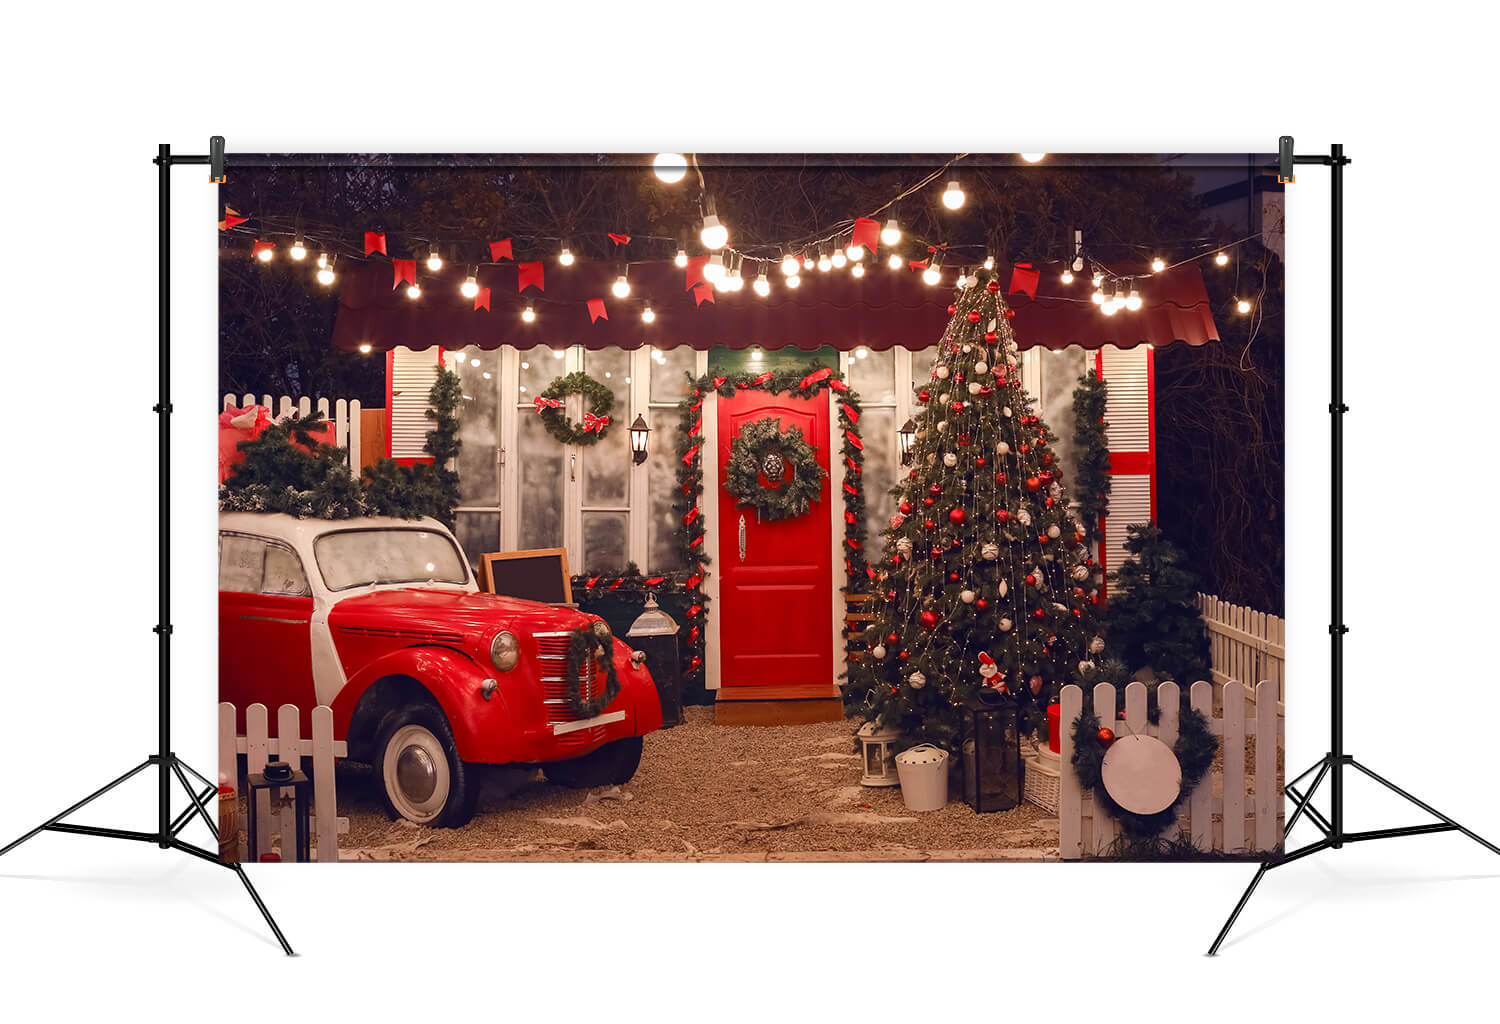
[1207,142,1500,955]
[0,142,294,957]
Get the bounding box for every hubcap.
[382,723,450,824]
[396,745,438,803]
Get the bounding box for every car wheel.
[372,705,478,828]
[543,736,644,789]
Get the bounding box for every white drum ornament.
[1072,565,1090,581]
[937,420,948,433]
[1003,406,1013,418]
[961,344,972,353]
[896,537,913,557]
[939,392,951,405]
[1101,735,1183,815]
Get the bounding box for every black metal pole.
[1329,142,1345,849]
[157,142,172,848]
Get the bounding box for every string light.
[316,259,335,286]
[316,252,329,269]
[749,347,764,362]
[699,195,728,250]
[1236,298,1252,314]
[1090,281,1106,305]
[256,244,274,263]
[801,253,816,272]
[846,242,865,262]
[406,283,421,300]
[780,253,799,276]
[1060,268,1074,284]
[881,218,902,246]
[1020,153,1047,163]
[426,248,443,272]
[612,269,631,298]
[558,245,575,267]
[1150,256,1166,272]
[753,268,771,296]
[552,348,566,359]
[674,246,688,268]
[289,237,307,261]
[954,266,969,289]
[653,153,688,183]
[642,304,656,323]
[817,248,832,273]
[785,273,801,289]
[983,254,995,271]
[1214,251,1229,266]
[724,260,745,292]
[461,273,479,299]
[521,304,536,323]
[855,346,869,359]
[1091,272,1103,287]
[941,179,965,210]
[922,260,942,286]
[1125,286,1142,312]
[831,246,847,269]
[851,261,865,278]
[358,343,372,353]
[704,253,727,283]
[887,252,903,270]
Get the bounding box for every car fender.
[331,645,520,764]
[613,639,664,735]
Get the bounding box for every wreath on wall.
[1070,705,1218,839]
[537,371,614,446]
[563,625,621,719]
[723,416,829,522]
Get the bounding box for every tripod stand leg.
[1349,760,1500,857]
[1207,862,1271,956]
[230,864,295,956]
[0,760,153,859]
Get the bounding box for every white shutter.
[1103,474,1152,576]
[390,346,441,459]
[1100,345,1149,452]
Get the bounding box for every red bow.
[532,396,563,412]
[583,412,610,433]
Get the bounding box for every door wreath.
[724,416,828,521]
[536,371,614,446]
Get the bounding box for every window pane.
[314,528,467,591]
[517,347,567,399]
[219,535,265,593]
[262,545,310,597]
[455,510,501,571]
[453,347,499,506]
[910,345,939,398]
[849,347,895,404]
[582,348,631,507]
[582,511,629,573]
[857,407,896,554]
[650,346,697,404]
[646,405,687,573]
[517,412,565,550]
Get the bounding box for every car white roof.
[218,511,453,546]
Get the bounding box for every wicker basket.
[1023,742,1061,814]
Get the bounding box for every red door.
[716,389,832,688]
[218,533,318,734]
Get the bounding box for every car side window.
[219,534,311,597]
[262,544,311,597]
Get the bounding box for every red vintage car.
[218,512,663,826]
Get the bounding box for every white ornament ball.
[908,671,927,690]
[937,420,948,433]
[968,382,982,396]
[939,392,951,405]
[896,537,913,557]
[962,344,972,353]
[1072,564,1090,581]
[981,542,999,561]
[1078,659,1096,674]
[998,579,1008,597]
[1089,635,1106,654]
[943,452,958,468]
[999,617,1013,632]
[1017,508,1032,526]
[1047,525,1061,539]
[974,361,988,375]
[935,365,950,380]
[1006,354,1018,367]
[1003,406,1013,418]
[871,644,887,660]
[960,589,976,604]
[996,441,1011,455]
[987,319,998,331]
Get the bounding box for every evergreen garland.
[537,371,615,446]
[563,625,622,719]
[723,416,828,521]
[1070,702,1217,840]
[1105,523,1211,686]
[1072,369,1111,535]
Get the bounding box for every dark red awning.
[331,259,1219,355]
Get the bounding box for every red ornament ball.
[949,571,960,581]
[899,501,912,515]
[949,507,966,524]
[984,331,998,343]
[930,484,943,496]
[887,632,900,644]
[952,402,965,413]
[899,650,909,660]
[924,519,936,530]
[920,610,939,631]
[975,598,988,610]
[995,472,1007,484]
[1034,608,1046,619]
[1025,573,1036,585]
[923,497,935,506]
[1026,476,1041,492]
[1042,452,1054,466]
[1038,534,1050,545]
[976,456,986,466]
[1045,497,1055,508]
[947,304,957,315]
[996,509,1010,522]
[1096,727,1116,749]
[1018,443,1030,454]
[967,310,982,323]
[1003,308,1016,319]
[917,390,931,403]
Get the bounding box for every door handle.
[738,515,747,562]
[570,453,576,481]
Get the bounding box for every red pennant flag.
[220,207,247,230]
[587,298,608,323]
[684,254,709,291]
[364,232,387,256]
[489,239,513,261]
[607,233,631,246]
[517,261,545,293]
[842,403,860,423]
[692,283,715,306]
[392,259,416,289]
[1010,262,1040,299]
[800,366,833,389]
[251,239,274,260]
[474,287,491,312]
[851,217,881,254]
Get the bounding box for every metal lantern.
[629,414,650,465]
[246,758,313,862]
[898,418,917,465]
[857,720,902,787]
[626,594,682,727]
[961,694,1024,813]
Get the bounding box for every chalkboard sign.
[480,548,573,605]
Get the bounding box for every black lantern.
[898,418,917,465]
[245,758,313,862]
[626,594,682,727]
[961,693,1023,813]
[630,413,650,465]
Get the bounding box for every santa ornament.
[977,651,1007,692]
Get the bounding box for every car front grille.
[534,631,608,738]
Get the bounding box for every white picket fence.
[1058,680,1284,859]
[218,702,348,863]
[222,393,362,477]
[1198,593,1285,711]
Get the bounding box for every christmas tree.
[1104,523,1210,686]
[845,268,1104,749]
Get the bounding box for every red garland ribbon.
[644,576,666,586]
[844,511,857,524]
[800,367,833,389]
[845,429,864,450]
[712,376,727,389]
[685,572,702,588]
[690,399,703,413]
[683,506,699,525]
[845,456,860,475]
[685,604,703,618]
[843,482,858,496]
[682,444,699,465]
[608,578,623,590]
[752,372,773,386]
[688,417,702,437]
[489,239,513,261]
[841,403,859,423]
[586,574,601,589]
[827,379,848,392]
[689,535,703,548]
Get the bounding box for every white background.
[2,3,1495,1019]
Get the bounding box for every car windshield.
[314,528,468,591]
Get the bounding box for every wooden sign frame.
[479,547,573,604]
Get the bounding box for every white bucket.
[895,744,950,812]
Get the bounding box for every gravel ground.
[337,707,1059,862]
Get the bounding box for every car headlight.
[490,631,520,672]
[591,620,611,643]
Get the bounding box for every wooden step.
[714,685,845,726]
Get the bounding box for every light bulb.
[1020,153,1046,163]
[846,243,865,262]
[983,255,995,271]
[483,371,492,380]
[880,219,902,246]
[674,248,688,268]
[558,247,575,267]
[753,271,770,296]
[653,152,688,183]
[1125,288,1142,312]
[316,252,328,269]
[1092,272,1103,287]
[1060,269,1074,284]
[612,274,631,298]
[831,248,847,269]
[552,348,566,360]
[316,265,335,286]
[802,253,816,272]
[1090,285,1106,305]
[855,346,869,360]
[704,253,726,283]
[851,262,865,278]
[461,275,479,299]
[781,254,799,276]
[750,348,763,362]
[724,267,744,292]
[427,249,443,272]
[887,252,903,270]
[1150,256,1166,273]
[522,304,536,323]
[941,179,965,210]
[922,264,942,286]
[786,274,801,289]
[817,250,832,273]
[700,214,728,250]
[642,305,656,323]
[256,246,274,263]
[470,358,479,368]
[1101,299,1121,317]
[1214,251,1229,266]
[289,239,307,261]
[954,267,969,289]
[406,283,421,300]
[1236,298,1252,314]
[358,343,372,354]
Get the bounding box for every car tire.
[542,736,644,789]
[371,704,478,828]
